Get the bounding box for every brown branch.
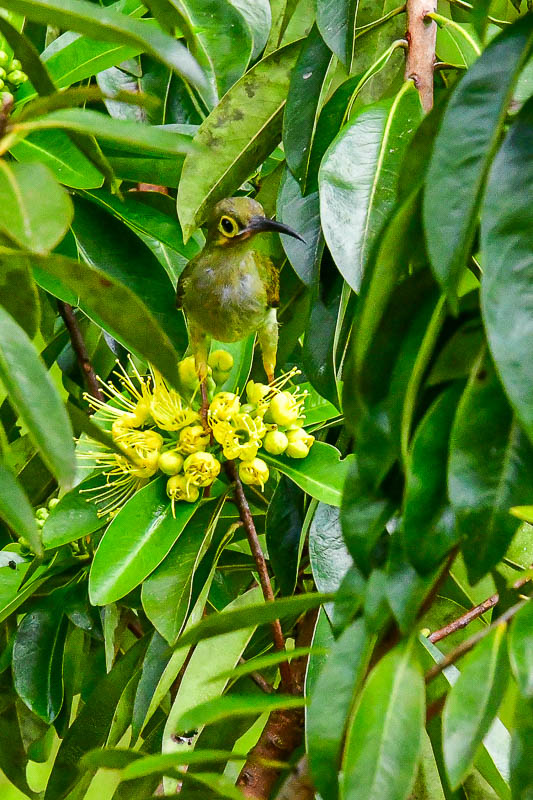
[425,600,526,684]
[274,756,314,800]
[426,693,446,723]
[405,0,437,111]
[429,594,498,643]
[225,460,293,694]
[57,301,103,402]
[239,657,274,695]
[236,610,318,800]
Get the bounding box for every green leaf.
[173,693,306,734]
[0,305,75,490]
[118,749,247,780]
[0,15,55,95]
[177,41,300,240]
[0,253,39,338]
[481,94,533,448]
[89,477,198,605]
[319,81,423,291]
[403,382,464,574]
[42,475,103,549]
[0,161,72,254]
[10,130,105,189]
[277,166,323,286]
[316,0,357,71]
[1,0,206,87]
[0,463,42,556]
[424,15,533,305]
[0,704,39,800]
[0,550,54,623]
[443,625,510,789]
[228,0,271,59]
[24,249,184,388]
[509,601,533,698]
[510,697,533,800]
[342,638,425,800]
[448,351,533,583]
[263,441,354,507]
[12,597,68,723]
[44,636,147,800]
[175,591,332,649]
[309,501,353,596]
[209,645,323,682]
[283,23,334,191]
[14,108,196,156]
[265,475,304,595]
[308,619,374,800]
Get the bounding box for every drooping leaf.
[508,600,533,699]
[10,130,105,189]
[0,463,42,557]
[0,253,39,338]
[0,0,206,87]
[42,475,103,549]
[0,704,39,800]
[265,475,305,595]
[89,477,198,605]
[319,81,423,291]
[424,14,533,305]
[0,305,74,490]
[308,618,374,800]
[448,351,533,583]
[177,41,300,240]
[342,638,425,800]
[173,693,306,734]
[263,441,354,507]
[443,625,510,789]
[228,0,271,59]
[316,0,357,71]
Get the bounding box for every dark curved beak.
[243,215,306,243]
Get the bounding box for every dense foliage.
[0,0,532,798]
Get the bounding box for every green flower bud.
[208,348,234,372]
[36,518,46,529]
[10,59,21,71]
[7,70,26,86]
[48,497,60,510]
[35,507,49,521]
[167,474,199,505]
[263,430,288,455]
[158,450,184,476]
[0,51,9,67]
[178,355,199,389]
[183,451,221,487]
[0,91,13,105]
[0,68,6,80]
[246,380,270,406]
[212,368,231,386]
[239,457,269,489]
[285,439,309,458]
[268,391,301,427]
[285,427,314,458]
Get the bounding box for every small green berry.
[48,497,60,510]
[35,507,49,521]
[158,450,184,476]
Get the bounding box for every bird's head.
[205,197,305,246]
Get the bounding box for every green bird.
[176,196,304,406]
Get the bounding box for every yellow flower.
[208,349,234,372]
[263,429,288,455]
[117,429,164,477]
[209,391,240,422]
[285,427,314,459]
[150,369,200,431]
[183,452,221,487]
[246,380,270,406]
[267,391,305,427]
[85,357,153,427]
[177,425,210,454]
[239,458,269,490]
[178,356,200,389]
[158,450,184,476]
[167,474,199,516]
[218,413,266,461]
[78,449,149,517]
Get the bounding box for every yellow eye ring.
[218,215,239,237]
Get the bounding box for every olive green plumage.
[177,197,303,383]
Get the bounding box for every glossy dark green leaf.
[0,253,39,338]
[44,636,147,800]
[319,81,423,291]
[427,319,484,387]
[0,161,72,254]
[0,305,74,491]
[316,0,357,70]
[42,475,103,549]
[424,15,533,305]
[0,704,39,800]
[508,599,533,698]
[175,592,332,649]
[0,462,42,556]
[265,475,304,595]
[283,23,334,191]
[481,94,533,448]
[448,352,533,583]
[0,550,52,623]
[228,0,271,59]
[277,166,323,285]
[263,442,354,507]
[26,249,184,387]
[342,638,425,800]
[13,598,68,723]
[443,625,510,788]
[308,619,374,800]
[178,41,300,240]
[89,477,198,605]
[10,129,105,189]
[510,697,533,800]
[309,501,353,598]
[1,0,206,87]
[403,382,463,574]
[131,631,170,742]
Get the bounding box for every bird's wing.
[259,255,280,309]
[176,258,195,309]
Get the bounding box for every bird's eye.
[219,215,238,237]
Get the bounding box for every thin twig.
[425,600,527,684]
[239,657,274,695]
[429,594,498,643]
[224,460,293,694]
[57,301,103,402]
[405,0,437,111]
[426,693,446,723]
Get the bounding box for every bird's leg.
[189,323,211,430]
[258,308,279,385]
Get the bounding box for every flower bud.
[7,70,26,85]
[263,430,288,455]
[268,391,301,427]
[285,427,314,458]
[208,349,234,372]
[0,80,4,91]
[158,450,184,476]
[239,458,269,489]
[285,440,309,458]
[0,91,14,106]
[36,518,45,529]
[177,424,210,454]
[35,507,49,521]
[212,368,231,386]
[129,449,160,478]
[10,59,21,71]
[0,52,9,67]
[167,474,199,505]
[48,497,60,510]
[178,356,199,389]
[209,391,240,421]
[0,68,6,80]
[183,451,221,487]
[246,380,270,406]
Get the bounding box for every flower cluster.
[0,52,28,104]
[78,352,314,518]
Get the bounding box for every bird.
[176,196,305,416]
